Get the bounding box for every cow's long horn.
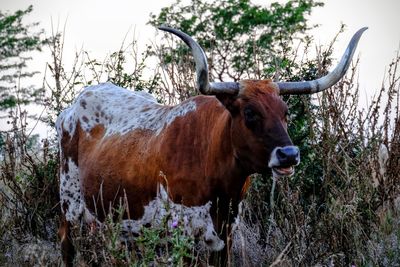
[277,27,368,95]
[158,26,240,95]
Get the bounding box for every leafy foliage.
[149,0,323,81]
[0,5,47,110]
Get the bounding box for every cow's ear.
[215,94,240,115]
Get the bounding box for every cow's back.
[56,83,203,220]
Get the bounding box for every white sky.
[1,0,400,137]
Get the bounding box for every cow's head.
[159,26,367,177]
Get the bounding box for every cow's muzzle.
[268,146,300,177]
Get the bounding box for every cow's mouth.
[268,146,299,177]
[272,166,294,177]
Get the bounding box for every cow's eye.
[244,107,261,130]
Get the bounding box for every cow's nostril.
[276,146,299,166]
[276,148,287,160]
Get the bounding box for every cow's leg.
[59,215,75,267]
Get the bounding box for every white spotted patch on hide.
[59,158,96,223]
[56,82,197,137]
[121,185,224,252]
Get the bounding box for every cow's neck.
[206,109,250,215]
[160,96,250,215]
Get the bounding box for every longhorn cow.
[56,26,367,265]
